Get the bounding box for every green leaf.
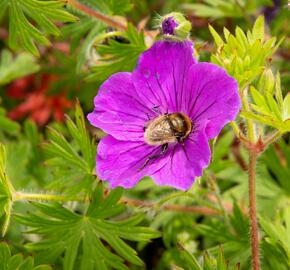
[86,24,146,82]
[15,185,160,270]
[240,110,290,132]
[209,25,224,47]
[0,50,39,85]
[0,242,10,270]
[210,16,280,88]
[182,0,244,18]
[180,247,203,270]
[283,94,290,121]
[259,207,290,263]
[252,15,264,41]
[0,242,51,270]
[43,102,95,196]
[0,144,14,237]
[0,108,20,136]
[0,0,77,56]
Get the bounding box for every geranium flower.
[88,41,240,190]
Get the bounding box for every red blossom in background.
[7,74,72,126]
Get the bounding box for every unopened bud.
[160,12,191,41]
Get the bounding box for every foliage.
[209,16,282,89]
[0,0,289,270]
[0,0,76,56]
[0,242,51,270]
[86,24,147,82]
[176,246,241,270]
[15,185,160,270]
[0,50,39,85]
[43,102,96,196]
[182,0,245,18]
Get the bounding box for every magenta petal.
[97,135,168,189]
[184,63,240,139]
[132,41,197,114]
[151,125,210,190]
[87,72,151,141]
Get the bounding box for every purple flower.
[88,41,240,190]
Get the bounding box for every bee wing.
[146,119,176,144]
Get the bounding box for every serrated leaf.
[1,0,77,56]
[15,185,159,270]
[44,103,95,196]
[86,24,146,82]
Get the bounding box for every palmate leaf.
[259,207,290,269]
[86,24,146,82]
[15,185,160,270]
[43,102,96,196]
[62,0,132,72]
[173,246,240,270]
[0,0,76,56]
[196,201,250,268]
[0,242,51,270]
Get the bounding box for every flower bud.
[160,12,191,41]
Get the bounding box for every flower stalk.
[248,148,260,270]
[13,192,85,202]
[65,0,127,30]
[242,85,260,270]
[12,191,235,216]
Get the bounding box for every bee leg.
[138,143,168,171]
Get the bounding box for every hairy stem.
[248,148,260,270]
[263,130,283,149]
[241,89,255,142]
[240,87,260,269]
[65,0,127,30]
[13,191,224,215]
[13,192,85,202]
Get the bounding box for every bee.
[140,112,192,170]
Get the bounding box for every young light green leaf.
[209,25,224,47]
[283,94,290,121]
[252,15,264,41]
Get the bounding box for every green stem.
[241,89,255,142]
[263,130,283,149]
[13,192,85,202]
[65,0,127,31]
